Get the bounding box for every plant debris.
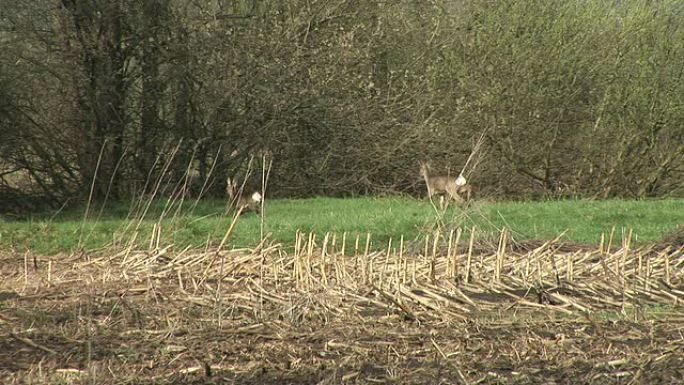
[2,231,684,384]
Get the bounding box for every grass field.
[1,197,683,255]
[2,198,684,384]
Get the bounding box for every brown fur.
[420,163,473,204]
[226,177,262,214]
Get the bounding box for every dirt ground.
[1,246,684,384]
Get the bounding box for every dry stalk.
[465,226,476,283]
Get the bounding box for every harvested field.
[2,230,684,384]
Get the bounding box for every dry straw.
[87,226,684,323]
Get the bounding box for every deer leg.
[446,186,464,204]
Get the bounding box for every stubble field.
[1,198,684,384]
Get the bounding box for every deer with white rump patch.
[226,177,262,215]
[420,162,473,206]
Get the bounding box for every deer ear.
[455,175,467,186]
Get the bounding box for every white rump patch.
[251,192,262,203]
[455,175,467,186]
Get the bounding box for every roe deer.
[420,162,473,205]
[226,177,262,215]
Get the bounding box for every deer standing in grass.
[226,177,262,215]
[420,162,472,207]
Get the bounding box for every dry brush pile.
[2,229,684,384]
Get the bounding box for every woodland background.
[2,0,684,213]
